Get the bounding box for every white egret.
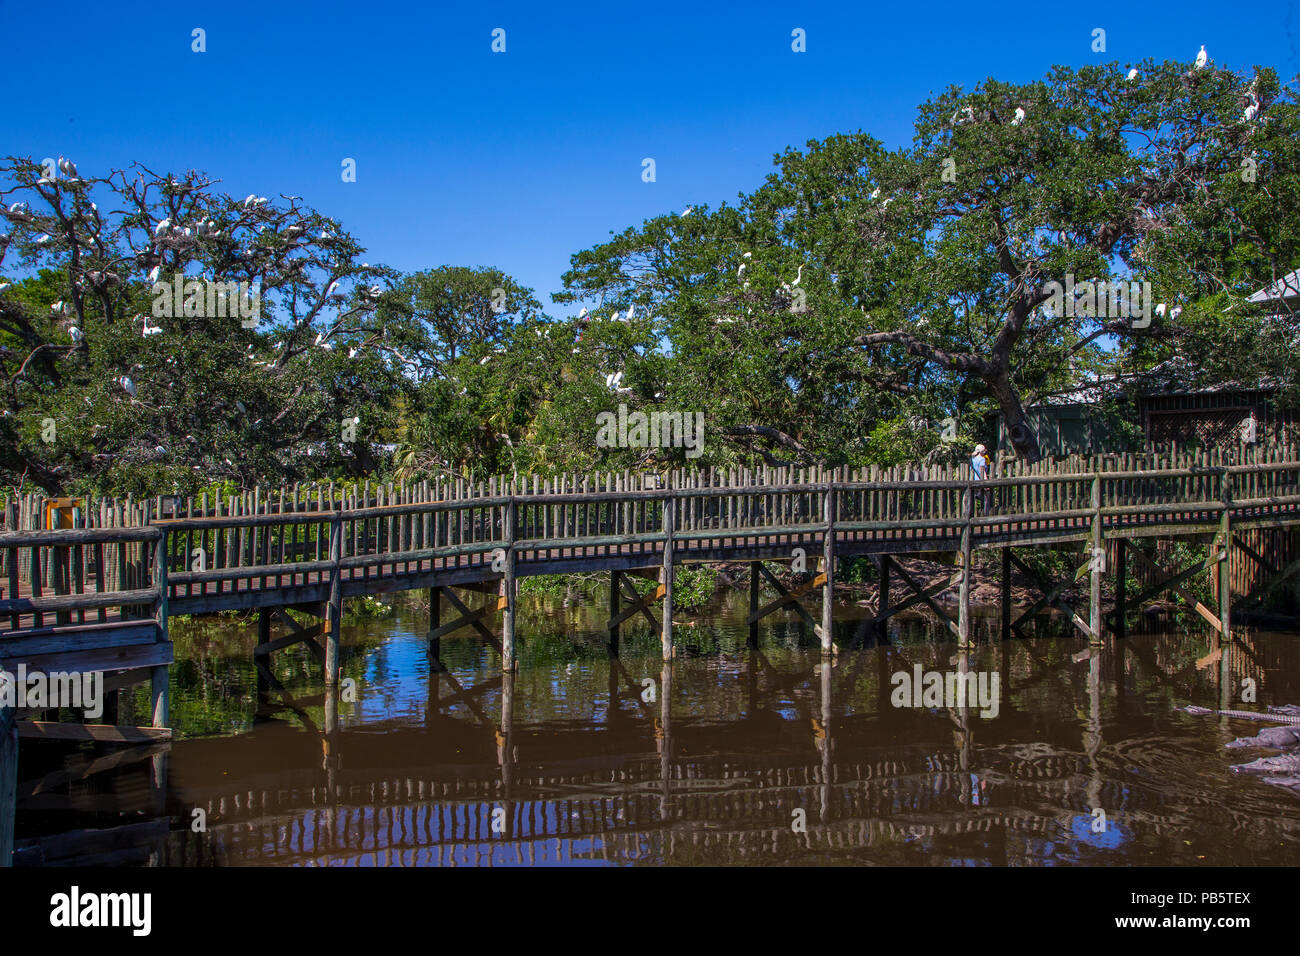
[119,376,136,396]
[1155,303,1167,318]
[625,303,635,320]
[36,234,52,244]
[154,219,171,235]
[1194,45,1208,70]
[791,264,804,287]
[682,207,693,216]
[1244,102,1258,122]
[58,156,77,178]
[1012,107,1026,126]
[870,188,880,200]
[742,251,752,259]
[0,283,9,293]
[1169,305,1184,320]
[577,307,589,319]
[69,326,84,345]
[51,300,64,312]
[148,266,161,283]
[1126,68,1139,81]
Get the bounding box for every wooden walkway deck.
[3,448,1300,740]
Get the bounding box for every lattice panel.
[1147,410,1251,447]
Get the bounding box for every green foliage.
[673,565,718,609]
[4,57,1300,493]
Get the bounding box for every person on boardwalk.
[970,443,993,511]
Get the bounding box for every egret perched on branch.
[69,326,84,345]
[681,207,693,216]
[1244,100,1259,122]
[625,303,635,320]
[1012,107,1026,126]
[1126,68,1139,81]
[58,156,77,178]
[1194,45,1208,69]
[119,376,136,397]
[155,218,171,236]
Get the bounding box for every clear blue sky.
[7,0,1299,311]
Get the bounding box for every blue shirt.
[970,454,989,480]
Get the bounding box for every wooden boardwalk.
[3,446,1300,743]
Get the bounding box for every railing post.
[1090,474,1103,645]
[820,480,836,655]
[502,491,517,672]
[661,495,674,662]
[325,512,343,686]
[151,530,169,728]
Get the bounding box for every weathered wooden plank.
[17,722,172,743]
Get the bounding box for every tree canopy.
[3,57,1298,495]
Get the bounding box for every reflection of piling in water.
[1,691,15,867]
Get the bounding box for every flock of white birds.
[2,44,1265,415]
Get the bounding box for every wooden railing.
[4,448,1300,630]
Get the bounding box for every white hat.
[973,444,987,454]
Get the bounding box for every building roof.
[1248,269,1300,306]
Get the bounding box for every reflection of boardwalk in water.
[14,632,1300,866]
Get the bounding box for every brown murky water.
[12,585,1300,866]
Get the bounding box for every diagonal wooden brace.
[1122,543,1225,633]
[437,587,505,654]
[885,559,961,640]
[752,562,823,637]
[1009,551,1097,641]
[607,575,663,630]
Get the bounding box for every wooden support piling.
[0,681,15,868]
[502,495,517,672]
[957,487,973,649]
[748,562,760,648]
[427,587,441,662]
[150,531,169,728]
[1000,548,1011,642]
[1220,476,1233,644]
[661,495,674,662]
[608,570,621,656]
[820,484,835,654]
[1115,540,1127,639]
[1089,476,1103,646]
[324,513,343,686]
[877,554,892,643]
